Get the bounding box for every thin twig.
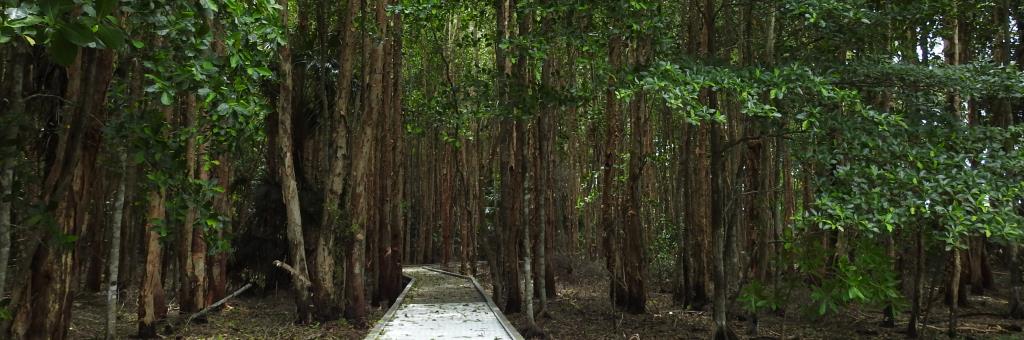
[24,93,73,104]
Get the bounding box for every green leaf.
[47,33,79,66]
[160,92,173,106]
[95,25,125,49]
[59,22,95,46]
[7,15,44,28]
[131,39,145,48]
[848,286,864,300]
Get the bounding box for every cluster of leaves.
[835,62,1024,100]
[2,0,128,64]
[808,123,1024,246]
[621,61,900,130]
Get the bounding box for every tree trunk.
[178,95,199,314]
[385,7,405,302]
[908,228,924,338]
[949,249,961,337]
[0,44,24,301]
[621,36,651,315]
[138,190,167,338]
[601,34,628,309]
[522,189,542,336]
[1012,245,1024,318]
[346,0,387,323]
[277,0,315,323]
[703,0,734,338]
[106,150,126,339]
[138,96,173,338]
[209,154,232,303]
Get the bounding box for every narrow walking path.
[365,266,523,340]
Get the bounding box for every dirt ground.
[70,288,383,339]
[469,260,1024,340]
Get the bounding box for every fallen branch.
[273,260,312,286]
[924,324,1001,333]
[186,283,253,325]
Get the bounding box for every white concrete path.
[365,267,523,340]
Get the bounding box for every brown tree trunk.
[384,5,405,302]
[277,0,315,323]
[0,44,24,300]
[949,249,961,337]
[495,0,525,314]
[621,36,651,314]
[106,149,126,340]
[346,0,388,324]
[908,228,924,338]
[703,0,735,338]
[138,190,167,338]
[82,183,108,293]
[1012,244,1024,318]
[178,95,199,314]
[138,91,173,338]
[682,1,713,309]
[601,34,628,310]
[441,144,454,268]
[209,154,232,303]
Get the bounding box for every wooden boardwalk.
[365,267,523,340]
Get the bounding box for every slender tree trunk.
[189,159,210,311]
[601,34,628,309]
[522,193,541,336]
[441,144,454,268]
[178,96,199,313]
[621,36,651,314]
[1012,244,1024,318]
[0,44,23,301]
[949,249,961,337]
[138,93,173,338]
[533,52,554,312]
[209,154,232,303]
[277,0,315,323]
[386,6,405,301]
[138,189,167,338]
[908,228,924,338]
[346,0,387,323]
[703,0,734,338]
[106,150,126,339]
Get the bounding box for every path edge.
[363,272,416,340]
[422,266,525,340]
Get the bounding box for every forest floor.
[67,260,1024,339]
[69,288,383,339]
[470,259,1024,340]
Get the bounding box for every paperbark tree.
[276,0,315,323]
